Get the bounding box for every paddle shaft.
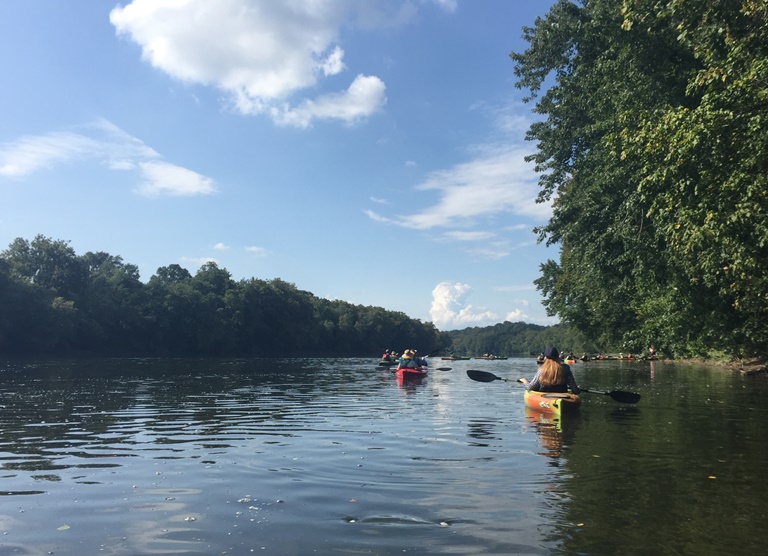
[466,370,640,403]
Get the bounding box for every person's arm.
[564,365,581,394]
[520,369,543,391]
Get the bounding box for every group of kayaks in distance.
[442,354,507,361]
[537,352,660,364]
[378,347,642,417]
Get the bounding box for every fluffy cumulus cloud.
[0,119,217,197]
[429,282,498,330]
[109,0,405,127]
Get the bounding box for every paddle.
[389,366,451,372]
[466,370,641,404]
[466,370,512,382]
[581,388,641,404]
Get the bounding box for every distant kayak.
[524,390,581,416]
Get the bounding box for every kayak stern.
[524,390,581,416]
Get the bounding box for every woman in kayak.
[520,346,581,394]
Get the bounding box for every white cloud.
[214,243,230,251]
[496,284,536,293]
[268,74,386,128]
[0,120,158,178]
[363,209,392,224]
[443,231,495,241]
[110,0,395,127]
[430,0,458,13]
[504,309,526,322]
[465,243,511,260]
[368,145,548,231]
[0,132,98,177]
[319,45,345,76]
[180,256,218,268]
[430,282,498,330]
[135,161,217,197]
[0,120,216,197]
[245,245,271,256]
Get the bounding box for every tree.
[1,235,87,302]
[511,0,768,358]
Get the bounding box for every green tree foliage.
[0,236,445,357]
[446,321,596,357]
[511,0,768,358]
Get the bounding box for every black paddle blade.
[435,367,452,371]
[583,388,641,404]
[466,370,505,382]
[608,390,641,404]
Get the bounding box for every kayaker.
[520,346,581,394]
[413,349,428,367]
[397,349,422,370]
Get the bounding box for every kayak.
[377,360,397,367]
[524,390,581,416]
[473,356,508,360]
[564,358,577,364]
[396,366,428,379]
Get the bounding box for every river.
[0,356,766,555]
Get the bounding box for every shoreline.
[673,357,767,376]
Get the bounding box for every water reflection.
[466,419,499,447]
[2,357,768,555]
[525,408,581,466]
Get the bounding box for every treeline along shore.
[0,235,572,358]
[0,235,623,359]
[0,235,449,357]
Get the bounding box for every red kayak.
[395,366,428,379]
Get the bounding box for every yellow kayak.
[524,390,581,416]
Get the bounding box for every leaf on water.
[57,525,70,531]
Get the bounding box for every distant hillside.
[444,321,604,357]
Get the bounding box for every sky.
[0,0,561,331]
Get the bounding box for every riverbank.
[674,357,768,376]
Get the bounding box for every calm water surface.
[1,357,767,555]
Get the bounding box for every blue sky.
[0,0,560,330]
